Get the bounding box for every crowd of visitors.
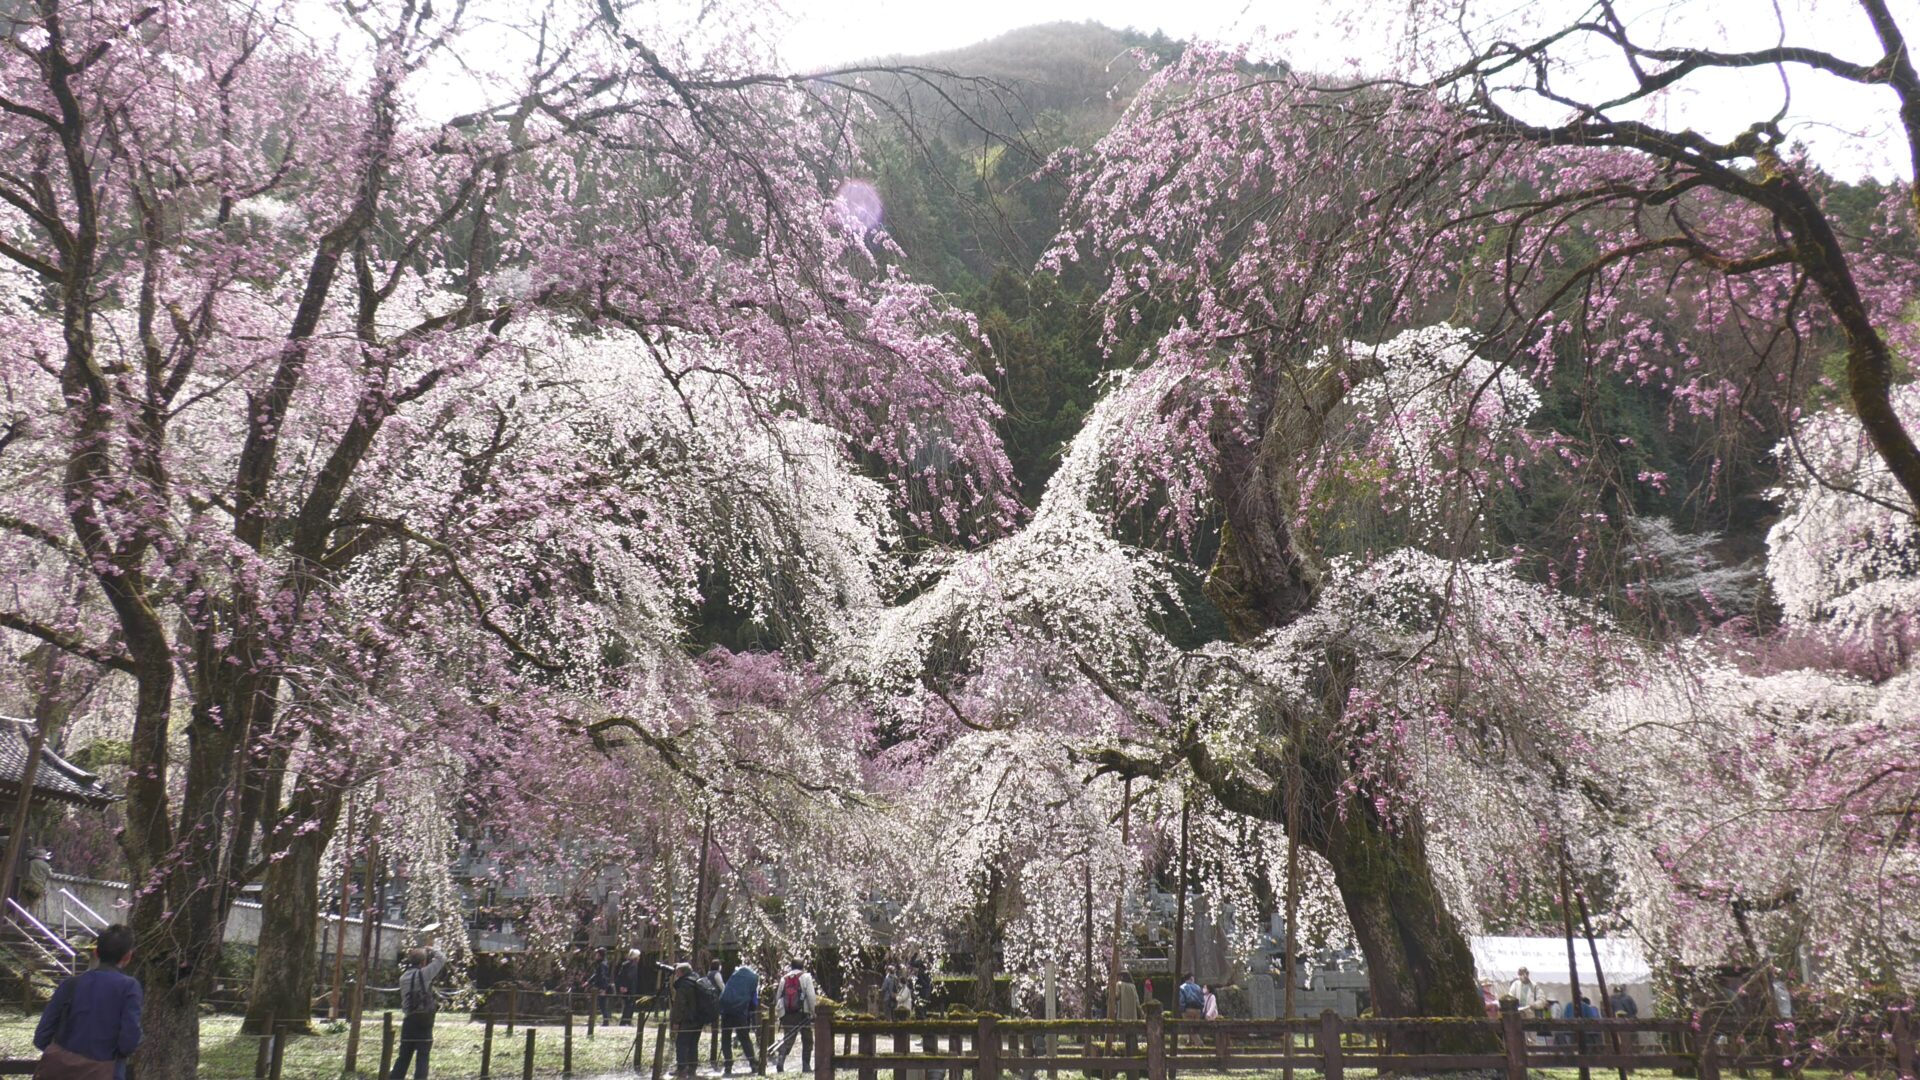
[26,926,1656,1080]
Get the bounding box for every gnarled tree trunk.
[242,824,330,1033]
[1193,396,1483,1025]
[1319,806,1483,1022]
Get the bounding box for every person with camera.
[391,943,447,1079]
[671,961,721,1078]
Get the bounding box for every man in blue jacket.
[35,923,143,1080]
[718,962,760,1075]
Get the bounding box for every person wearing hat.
[20,847,50,908]
[670,962,705,1078]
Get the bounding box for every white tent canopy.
[1472,935,1651,984]
[1472,935,1653,1010]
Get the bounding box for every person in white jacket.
[771,961,818,1072]
[1507,968,1545,1013]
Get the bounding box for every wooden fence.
[809,1001,1918,1080]
[3,999,1911,1079]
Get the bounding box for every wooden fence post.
[1318,1010,1343,1080]
[860,1027,879,1080]
[1698,1010,1721,1080]
[815,1004,838,1080]
[1145,1003,1166,1080]
[1501,998,1527,1080]
[651,1016,669,1080]
[379,1012,396,1079]
[509,986,520,1036]
[1892,1007,1916,1080]
[523,1027,538,1080]
[979,1015,1002,1080]
[267,1021,287,1080]
[636,1010,649,1077]
[566,1008,576,1076]
[950,1031,966,1080]
[482,1016,495,1079]
[895,1022,911,1080]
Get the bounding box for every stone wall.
[34,872,414,958]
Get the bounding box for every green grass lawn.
[0,1009,676,1077]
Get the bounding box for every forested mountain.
[861,21,1900,635]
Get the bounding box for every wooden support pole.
[1282,708,1303,1026]
[566,1008,576,1077]
[328,798,355,1022]
[895,1024,910,1080]
[1084,856,1095,1018]
[379,1011,396,1080]
[651,1016,669,1080]
[1172,797,1191,989]
[590,992,598,1038]
[524,1027,538,1080]
[1559,853,1589,1080]
[1107,779,1132,1020]
[635,1008,648,1076]
[694,807,715,953]
[267,1022,287,1080]
[1317,1009,1342,1080]
[1574,888,1628,1080]
[344,801,382,1073]
[860,1029,878,1080]
[509,986,520,1036]
[0,714,48,911]
[483,1017,495,1079]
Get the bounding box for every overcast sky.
[771,0,1911,181]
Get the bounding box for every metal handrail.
[6,897,76,962]
[0,913,73,977]
[57,888,105,930]
[57,901,98,941]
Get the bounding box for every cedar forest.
[0,3,1915,1078]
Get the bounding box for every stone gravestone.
[1245,973,1279,1019]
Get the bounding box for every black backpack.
[692,976,722,1026]
[403,967,438,1017]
